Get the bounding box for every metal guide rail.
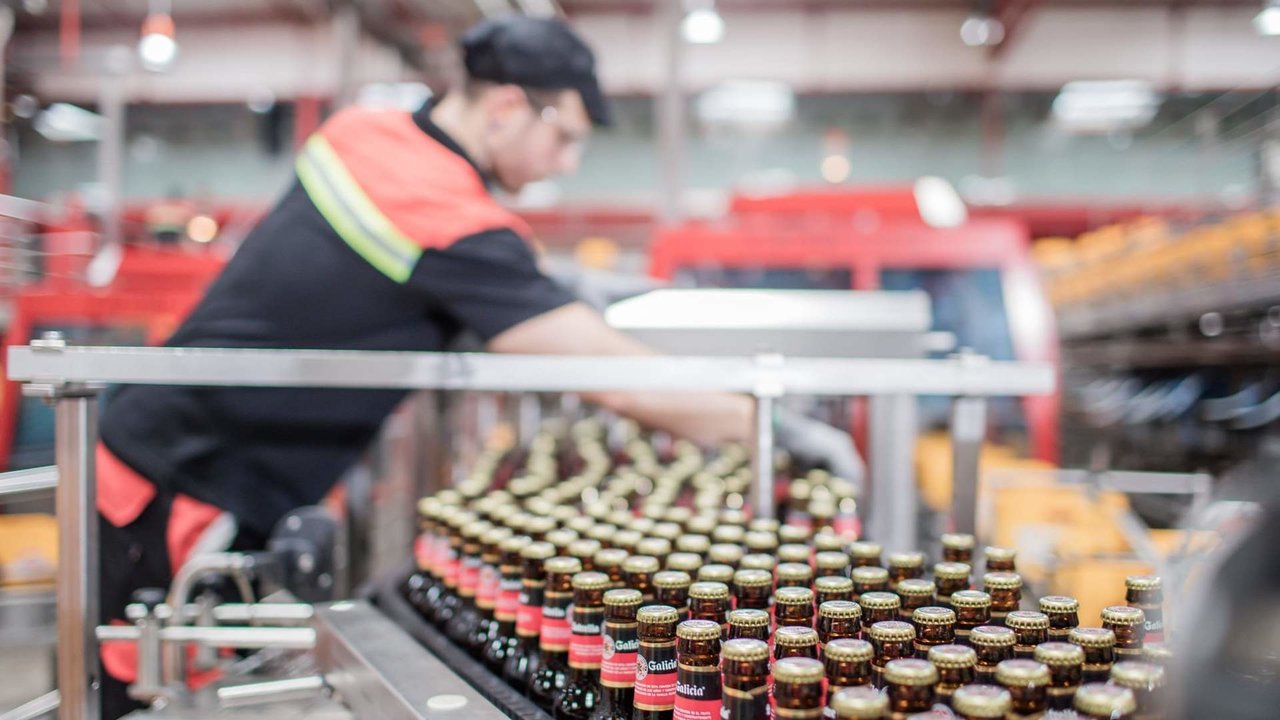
[5,338,1054,720]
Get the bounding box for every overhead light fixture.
[186,215,219,244]
[682,1,724,45]
[1052,79,1161,134]
[138,3,177,73]
[1256,1,1280,36]
[33,103,103,142]
[696,80,795,132]
[960,11,1005,47]
[914,176,969,228]
[820,155,851,184]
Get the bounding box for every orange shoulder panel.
[317,108,533,249]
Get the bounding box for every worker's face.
[485,87,590,194]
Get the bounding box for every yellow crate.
[1050,557,1153,630]
[0,513,57,586]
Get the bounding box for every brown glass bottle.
[774,657,826,720]
[1101,606,1146,661]
[927,644,976,708]
[596,549,630,589]
[572,539,605,572]
[910,606,955,658]
[867,620,915,689]
[982,546,1016,573]
[781,524,813,546]
[970,625,1016,685]
[775,625,821,660]
[721,638,770,720]
[816,552,851,579]
[829,686,890,720]
[727,608,771,642]
[448,519,490,635]
[932,562,971,608]
[733,569,774,612]
[591,589,643,720]
[950,591,991,646]
[484,534,530,674]
[887,552,925,586]
[778,562,815,590]
[941,533,975,565]
[740,553,777,574]
[654,571,692,622]
[818,601,862,646]
[427,509,469,626]
[635,605,680,720]
[882,658,938,719]
[625,556,662,603]
[1039,596,1080,643]
[848,542,882,570]
[687,582,730,637]
[697,564,735,586]
[745,531,779,555]
[671,619,722,720]
[556,572,610,720]
[530,556,584,709]
[996,659,1050,718]
[981,572,1022,627]
[858,592,900,626]
[503,541,556,692]
[675,534,711,557]
[895,580,936,624]
[816,577,855,606]
[779,544,812,567]
[666,554,703,576]
[1140,643,1171,667]
[1109,661,1165,720]
[1035,641,1084,711]
[824,638,874,692]
[776,586,817,629]
[469,526,512,655]
[951,685,1012,720]
[1006,611,1050,659]
[851,567,890,601]
[1124,576,1164,645]
[1068,627,1115,684]
[709,543,745,569]
[1072,683,1136,720]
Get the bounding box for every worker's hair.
[463,77,562,109]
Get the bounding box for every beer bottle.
[817,551,852,579]
[895,580,936,623]
[774,625,821,660]
[549,528,583,556]
[727,608,771,642]
[1072,683,1136,720]
[556,572,610,719]
[688,582,730,636]
[722,638,770,720]
[635,605,680,720]
[779,562,816,590]
[687,516,718,539]
[713,525,747,546]
[951,685,1012,720]
[949,591,990,647]
[780,544,813,567]
[596,548,631,589]
[927,644,976,708]
[697,564,735,586]
[982,546,1016,573]
[773,657,827,720]
[818,601,862,646]
[615,530,644,555]
[709,543,745,569]
[530,556,583,710]
[1125,576,1163,644]
[625,556,662,603]
[430,511,474,626]
[867,620,915,688]
[824,638,874,692]
[848,542,883,570]
[672,619,723,720]
[1067,627,1115,684]
[588,523,620,549]
[851,567,891,601]
[638,538,674,568]
[572,539,605,572]
[858,592,901,627]
[591,589,643,720]
[675,534,711,557]
[814,532,846,555]
[484,534,529,673]
[882,658,938,718]
[781,524,813,546]
[776,586,817,629]
[829,686,890,720]
[503,541,556,692]
[733,569,774,612]
[1034,641,1084,711]
[1100,606,1145,661]
[1140,643,1171,667]
[666,554,703,577]
[969,625,1015,685]
[631,518,658,536]
[740,553,777,574]
[652,522,684,545]
[995,659,1050,718]
[1038,596,1080,643]
[910,607,955,658]
[932,563,971,608]
[408,498,441,611]
[1108,661,1165,720]
[745,531,779,556]
[1006,611,1050,659]
[748,518,781,534]
[655,571,693,622]
[887,552,925,586]
[816,576,855,607]
[981,573,1021,627]
[469,525,512,654]
[940,533,975,565]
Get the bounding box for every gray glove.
[776,407,866,491]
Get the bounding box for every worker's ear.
[483,84,528,129]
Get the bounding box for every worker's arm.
[488,301,754,447]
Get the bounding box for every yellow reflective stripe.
[295,135,421,283]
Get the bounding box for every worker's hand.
[776,408,866,491]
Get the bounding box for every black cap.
[461,16,610,127]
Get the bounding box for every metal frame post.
[751,394,777,520]
[867,393,918,552]
[949,395,988,535]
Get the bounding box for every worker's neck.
[429,95,490,172]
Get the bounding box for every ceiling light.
[914,176,969,228]
[186,215,219,244]
[1256,2,1280,36]
[682,8,725,45]
[1052,79,1160,134]
[960,12,1005,47]
[138,12,177,72]
[33,103,103,142]
[820,155,851,184]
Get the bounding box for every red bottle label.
[443,548,460,586]
[635,640,678,711]
[459,557,481,596]
[540,591,573,651]
[414,534,430,571]
[601,621,639,687]
[497,578,521,621]
[476,565,500,609]
[674,666,723,720]
[516,581,544,637]
[569,608,605,669]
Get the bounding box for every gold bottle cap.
[1101,605,1145,627]
[733,569,773,589]
[851,566,890,585]
[778,544,811,564]
[501,535,530,554]
[604,588,644,607]
[829,686,890,719]
[713,525,746,544]
[1006,610,1051,631]
[636,538,672,558]
[775,586,815,606]
[677,618,723,641]
[883,658,938,687]
[819,600,862,619]
[824,638,874,662]
[1073,683,1137,717]
[983,545,1016,562]
[775,625,820,647]
[482,526,513,546]
[728,608,771,628]
[896,579,936,598]
[651,522,683,542]
[675,534,711,554]
[637,605,679,624]
[1069,627,1116,648]
[858,591,900,611]
[521,541,556,561]
[912,606,956,626]
[546,528,579,548]
[927,643,977,668]
[996,659,1051,686]
[772,656,825,684]
[941,533,976,551]
[867,620,915,642]
[744,531,779,552]
[629,518,656,534]
[689,581,730,600]
[1125,574,1162,591]
[816,576,855,594]
[545,556,584,575]
[740,553,777,572]
[571,571,611,591]
[982,571,1023,590]
[849,541,882,560]
[708,543,745,565]
[949,590,992,609]
[933,561,972,581]
[951,685,1012,719]
[813,533,846,553]
[887,551,925,569]
[462,520,493,539]
[748,517,780,533]
[816,551,851,574]
[1039,595,1080,614]
[665,552,702,573]
[779,524,811,545]
[586,523,618,542]
[1110,661,1167,690]
[613,530,643,549]
[721,637,770,662]
[567,516,596,534]
[1035,641,1085,666]
[594,547,629,567]
[687,516,717,536]
[653,570,692,590]
[568,538,602,559]
[697,564,735,584]
[970,625,1016,648]
[622,555,660,574]
[1142,642,1173,664]
[777,562,814,583]
[525,516,558,535]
